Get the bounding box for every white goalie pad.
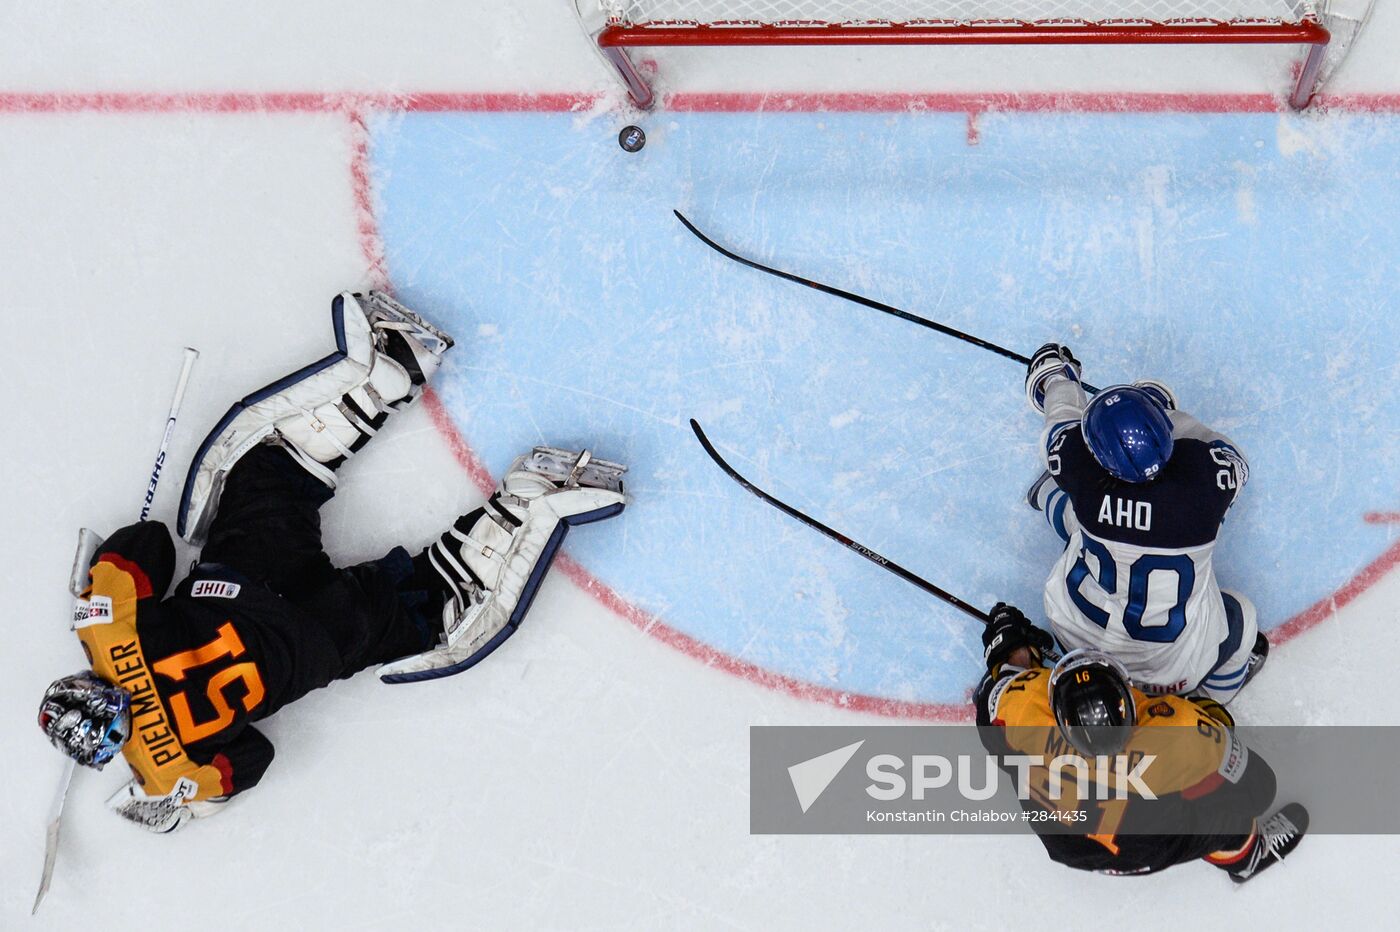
[177,292,452,544]
[377,447,627,684]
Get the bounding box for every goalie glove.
[1025,343,1082,414]
[106,778,228,834]
[981,602,1055,670]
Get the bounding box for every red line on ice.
[965,110,981,145]
[347,110,391,292]
[4,89,1400,115]
[0,91,604,114]
[1271,538,1400,644]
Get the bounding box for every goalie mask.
[38,672,132,769]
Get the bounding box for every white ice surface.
[3,3,1398,929]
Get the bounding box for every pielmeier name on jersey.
[1039,379,1251,696]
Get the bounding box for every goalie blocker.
[378,447,626,683]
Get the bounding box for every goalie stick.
[33,347,199,916]
[690,419,989,625]
[674,210,1101,394]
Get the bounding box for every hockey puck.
[618,125,646,152]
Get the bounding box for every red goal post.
[574,1,1334,110]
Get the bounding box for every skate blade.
[525,446,627,492]
[362,291,456,352]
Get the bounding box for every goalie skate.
[377,447,627,684]
[177,291,453,544]
[522,446,627,494]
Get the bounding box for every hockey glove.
[1025,343,1082,414]
[982,602,1055,670]
[106,778,227,834]
[1132,379,1178,412]
[1189,695,1236,729]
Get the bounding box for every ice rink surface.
[3,2,1398,929]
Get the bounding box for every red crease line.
[351,85,1394,718]
[1272,537,1400,645]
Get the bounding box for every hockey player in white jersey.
[1024,343,1266,703]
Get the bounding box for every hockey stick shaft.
[31,760,75,915]
[139,346,199,522]
[674,210,1100,394]
[35,347,199,916]
[690,419,989,624]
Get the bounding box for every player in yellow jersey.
[38,292,627,832]
[974,603,1306,882]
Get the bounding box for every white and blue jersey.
[1036,378,1257,702]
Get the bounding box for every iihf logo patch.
[190,580,240,599]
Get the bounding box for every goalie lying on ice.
[36,291,626,833]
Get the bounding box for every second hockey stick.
[34,346,199,916]
[690,419,989,625]
[140,347,201,520]
[674,210,1100,394]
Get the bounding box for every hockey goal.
[574,1,1339,110]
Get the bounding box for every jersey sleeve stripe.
[1205,663,1248,680]
[1044,420,1077,453]
[96,553,154,599]
[212,752,236,795]
[1204,665,1249,687]
[1047,490,1072,543]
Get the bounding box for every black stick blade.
[689,419,988,624]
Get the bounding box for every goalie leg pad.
[178,292,453,543]
[377,448,627,684]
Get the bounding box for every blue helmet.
[1082,385,1174,482]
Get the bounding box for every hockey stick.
[32,760,75,915]
[690,419,989,625]
[33,347,199,916]
[673,210,1100,394]
[141,347,201,521]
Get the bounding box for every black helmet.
[1048,650,1136,755]
[38,671,132,769]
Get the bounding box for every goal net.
[601,1,1319,27]
[576,0,1338,110]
